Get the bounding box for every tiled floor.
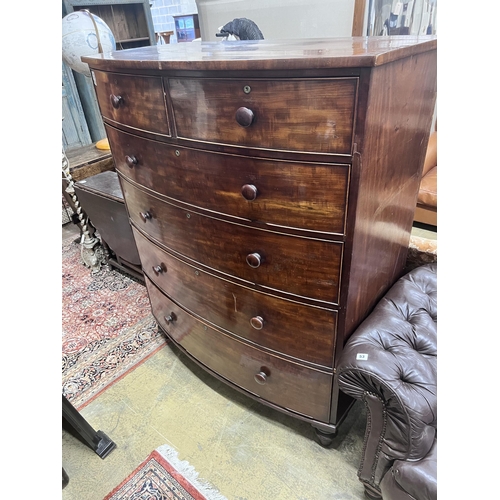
[62,221,437,500]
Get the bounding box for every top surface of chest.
[83,35,437,73]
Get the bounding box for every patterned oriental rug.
[62,237,167,410]
[104,444,227,500]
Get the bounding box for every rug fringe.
[156,444,228,500]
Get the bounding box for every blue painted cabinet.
[62,61,92,151]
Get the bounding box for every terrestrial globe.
[62,11,116,77]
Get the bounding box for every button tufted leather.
[337,263,437,500]
[381,439,437,500]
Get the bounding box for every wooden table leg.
[62,395,116,459]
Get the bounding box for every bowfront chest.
[84,36,437,441]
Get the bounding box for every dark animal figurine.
[216,18,264,40]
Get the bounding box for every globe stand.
[82,9,104,54]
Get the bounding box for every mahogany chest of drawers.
[84,36,437,443]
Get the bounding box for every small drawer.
[168,77,357,154]
[106,124,349,235]
[122,179,343,304]
[146,276,333,421]
[133,228,337,367]
[93,71,170,136]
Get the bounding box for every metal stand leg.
[62,395,116,459]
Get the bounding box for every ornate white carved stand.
[62,149,106,273]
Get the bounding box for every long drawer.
[133,227,337,367]
[168,77,358,154]
[107,124,349,235]
[146,276,333,421]
[122,179,343,304]
[93,71,171,136]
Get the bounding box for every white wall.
[194,0,356,41]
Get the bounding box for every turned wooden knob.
[246,252,262,268]
[152,263,166,275]
[164,312,177,324]
[254,367,270,385]
[241,184,258,201]
[235,107,254,127]
[110,94,123,109]
[250,316,264,330]
[140,211,152,222]
[125,155,138,168]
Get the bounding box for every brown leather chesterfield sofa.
[337,263,437,500]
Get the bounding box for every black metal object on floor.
[62,394,116,459]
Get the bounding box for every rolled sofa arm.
[337,264,437,497]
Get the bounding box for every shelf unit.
[62,0,156,50]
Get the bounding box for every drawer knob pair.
[152,263,167,276]
[235,107,254,127]
[110,94,123,109]
[254,366,271,385]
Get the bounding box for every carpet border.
[103,444,228,500]
[155,444,228,500]
[62,236,168,409]
[103,450,207,500]
[75,342,167,411]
